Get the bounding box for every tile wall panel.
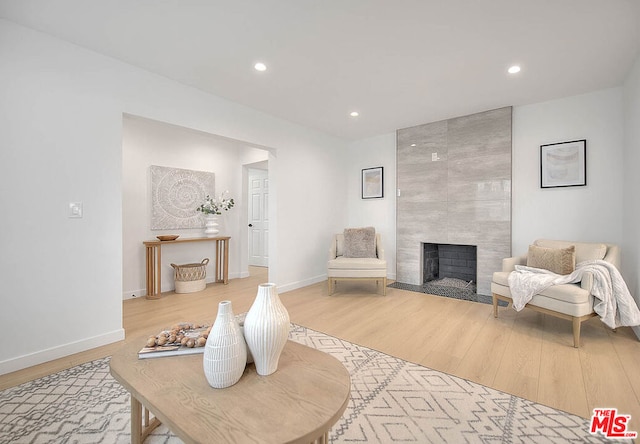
[447,107,512,159]
[396,107,512,294]
[448,155,511,202]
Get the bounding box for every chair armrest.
[502,254,527,272]
[603,244,621,270]
[377,245,385,261]
[579,244,619,292]
[328,236,337,261]
[581,272,594,292]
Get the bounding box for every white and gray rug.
[0,325,617,443]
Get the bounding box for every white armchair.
[491,239,620,347]
[327,228,387,295]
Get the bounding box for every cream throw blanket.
[508,260,640,329]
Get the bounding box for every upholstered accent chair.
[327,228,387,295]
[491,239,620,347]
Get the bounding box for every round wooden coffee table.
[110,338,351,444]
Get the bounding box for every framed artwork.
[362,167,384,199]
[150,165,215,229]
[540,140,586,188]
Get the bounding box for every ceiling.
[1,0,639,141]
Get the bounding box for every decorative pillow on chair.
[343,227,376,258]
[527,244,576,275]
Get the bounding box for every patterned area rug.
[0,325,613,443]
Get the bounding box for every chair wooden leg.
[572,317,581,348]
[492,293,498,318]
[327,278,332,295]
[383,277,387,296]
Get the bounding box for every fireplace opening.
[388,242,501,305]
[422,243,477,295]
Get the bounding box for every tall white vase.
[235,312,254,364]
[243,283,290,376]
[203,300,247,388]
[204,214,219,237]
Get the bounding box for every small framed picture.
[362,167,384,199]
[540,139,586,188]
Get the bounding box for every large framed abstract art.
[150,165,215,229]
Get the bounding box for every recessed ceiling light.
[254,62,267,72]
[508,65,521,74]
[350,111,359,117]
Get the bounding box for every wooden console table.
[143,236,230,299]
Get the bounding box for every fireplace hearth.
[387,279,500,305]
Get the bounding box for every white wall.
[0,19,349,374]
[344,90,628,287]
[122,115,269,298]
[346,133,397,279]
[622,54,640,338]
[511,88,625,255]
[2,16,636,374]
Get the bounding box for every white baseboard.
[0,328,125,376]
[278,274,328,293]
[122,272,249,300]
[123,271,393,300]
[278,272,396,294]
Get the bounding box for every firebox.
[422,243,477,284]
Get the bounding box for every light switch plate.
[69,202,83,218]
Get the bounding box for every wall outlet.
[123,291,142,300]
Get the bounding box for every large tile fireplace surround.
[396,107,512,295]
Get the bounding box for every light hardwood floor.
[2,267,640,432]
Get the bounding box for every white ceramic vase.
[204,214,219,237]
[243,283,290,376]
[203,300,247,388]
[235,312,254,364]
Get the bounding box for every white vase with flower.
[197,191,235,238]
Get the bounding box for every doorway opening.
[122,114,275,301]
[246,162,269,271]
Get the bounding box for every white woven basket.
[171,258,209,294]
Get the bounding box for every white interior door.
[248,169,269,267]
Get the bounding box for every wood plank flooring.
[2,267,639,432]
